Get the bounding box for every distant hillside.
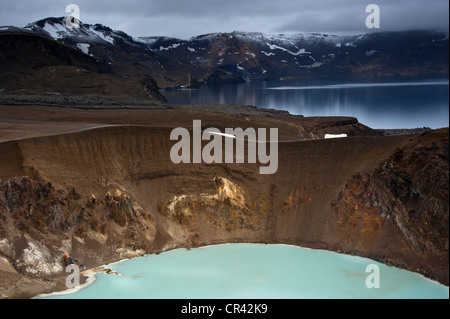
[0,32,166,102]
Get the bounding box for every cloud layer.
[1,0,448,39]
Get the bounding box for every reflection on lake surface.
[164,78,449,129]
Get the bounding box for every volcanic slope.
[0,105,448,298]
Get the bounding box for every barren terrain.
[0,103,448,298]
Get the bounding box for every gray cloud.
[0,0,448,39]
[277,0,450,33]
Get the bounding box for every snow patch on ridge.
[325,134,348,139]
[159,43,181,51]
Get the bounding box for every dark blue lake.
[164,78,449,129]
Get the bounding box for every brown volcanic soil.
[0,104,448,298]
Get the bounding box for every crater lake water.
[40,244,449,299]
[163,78,449,129]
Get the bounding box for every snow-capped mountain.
[24,17,156,54]
[1,17,448,89]
[1,17,242,89]
[147,30,449,80]
[21,17,164,74]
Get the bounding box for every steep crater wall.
[0,126,448,297]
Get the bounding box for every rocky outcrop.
[332,129,449,280]
[159,177,264,236]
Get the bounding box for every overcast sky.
[0,0,448,39]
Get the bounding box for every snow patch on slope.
[365,50,378,57]
[76,43,90,55]
[266,42,311,55]
[89,26,114,44]
[261,51,275,56]
[43,21,67,39]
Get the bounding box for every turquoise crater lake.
[40,244,449,299]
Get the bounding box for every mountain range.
[148,30,449,82]
[0,16,449,95]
